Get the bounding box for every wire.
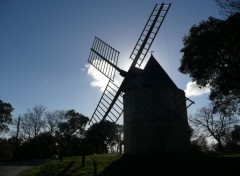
[163,22,173,80]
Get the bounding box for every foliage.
[5,105,121,161]
[8,132,55,160]
[55,109,89,158]
[191,135,209,152]
[225,125,240,151]
[231,125,240,144]
[0,99,13,133]
[60,109,89,138]
[0,138,12,161]
[179,13,240,115]
[86,120,123,154]
[9,106,91,160]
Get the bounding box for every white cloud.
[86,64,108,92]
[185,81,210,97]
[86,63,122,93]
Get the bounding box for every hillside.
[20,153,240,176]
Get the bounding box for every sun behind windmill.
[87,3,194,155]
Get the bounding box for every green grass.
[19,153,240,176]
[19,154,121,176]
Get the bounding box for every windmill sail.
[88,3,171,126]
[88,37,120,81]
[88,80,123,127]
[129,3,171,68]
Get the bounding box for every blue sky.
[0,0,221,124]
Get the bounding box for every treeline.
[0,102,123,161]
[1,98,240,162]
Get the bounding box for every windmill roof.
[142,54,177,89]
[123,54,177,91]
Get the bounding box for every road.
[0,159,48,176]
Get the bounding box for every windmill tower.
[87,3,194,155]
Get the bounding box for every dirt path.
[0,159,48,176]
[0,165,33,176]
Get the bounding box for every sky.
[0,0,221,125]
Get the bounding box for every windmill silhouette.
[87,3,194,154]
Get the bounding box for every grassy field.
[19,154,121,176]
[19,153,240,176]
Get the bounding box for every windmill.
[87,3,194,154]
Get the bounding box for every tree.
[191,135,209,153]
[189,125,209,153]
[215,0,240,17]
[55,109,89,159]
[179,13,240,114]
[231,125,240,145]
[86,120,121,154]
[56,110,89,140]
[18,104,46,141]
[189,105,239,151]
[225,125,240,151]
[45,110,65,136]
[33,132,56,158]
[0,99,13,133]
[116,124,124,154]
[0,138,12,161]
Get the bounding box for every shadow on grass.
[58,160,75,176]
[99,154,240,176]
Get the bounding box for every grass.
[19,153,240,176]
[19,154,121,176]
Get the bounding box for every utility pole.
[16,116,20,139]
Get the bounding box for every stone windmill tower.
[87,3,194,155]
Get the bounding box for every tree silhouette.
[0,99,13,133]
[225,125,240,151]
[189,105,239,151]
[45,110,65,136]
[55,109,89,160]
[179,13,240,115]
[86,120,121,154]
[18,104,46,141]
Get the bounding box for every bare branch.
[215,0,240,17]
